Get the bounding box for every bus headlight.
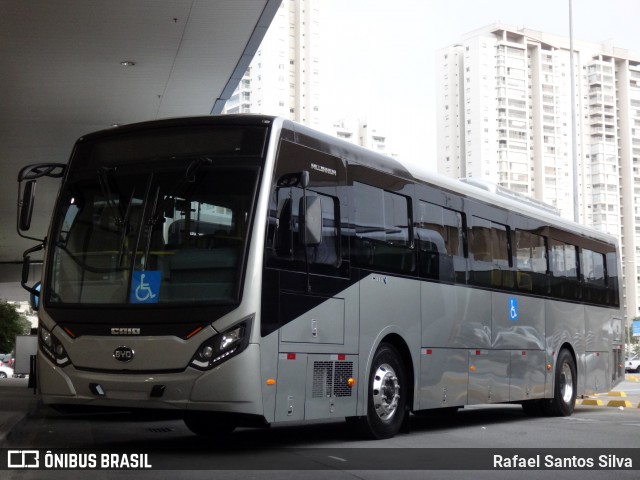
[190,316,253,371]
[39,326,71,367]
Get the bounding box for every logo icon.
[509,297,519,321]
[8,450,39,468]
[111,327,141,335]
[113,346,135,362]
[130,271,160,304]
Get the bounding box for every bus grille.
[312,360,353,398]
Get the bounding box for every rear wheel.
[356,343,407,439]
[544,349,577,416]
[0,372,7,379]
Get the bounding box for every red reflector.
[522,351,526,356]
[338,354,346,361]
[186,326,203,339]
[426,349,433,355]
[287,353,296,360]
[475,350,481,356]
[63,326,76,338]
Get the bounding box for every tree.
[0,300,32,354]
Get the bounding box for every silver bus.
[17,115,625,439]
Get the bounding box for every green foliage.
[0,300,32,354]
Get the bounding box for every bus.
[17,115,625,440]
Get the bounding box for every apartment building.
[329,117,393,155]
[436,24,640,321]
[224,0,321,128]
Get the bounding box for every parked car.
[625,353,640,373]
[0,364,14,379]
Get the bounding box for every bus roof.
[284,116,617,248]
[76,114,618,248]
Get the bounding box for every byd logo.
[113,346,135,363]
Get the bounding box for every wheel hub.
[372,363,400,421]
[560,362,574,404]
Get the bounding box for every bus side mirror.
[301,196,322,246]
[19,180,36,231]
[17,162,65,240]
[30,282,41,310]
[21,244,44,298]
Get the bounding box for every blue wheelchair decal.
[130,271,160,304]
[509,297,518,321]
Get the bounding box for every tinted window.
[416,201,465,282]
[606,252,620,307]
[49,165,258,305]
[549,239,579,299]
[581,248,606,303]
[469,216,512,288]
[268,186,340,274]
[515,230,548,294]
[352,182,414,273]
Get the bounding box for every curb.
[581,388,640,409]
[605,400,634,408]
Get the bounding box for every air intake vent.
[312,360,353,398]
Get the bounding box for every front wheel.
[544,349,577,416]
[356,343,407,439]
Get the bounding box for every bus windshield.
[46,126,265,306]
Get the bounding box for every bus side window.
[275,197,294,257]
[271,188,340,271]
[581,248,606,303]
[605,251,620,307]
[416,201,463,283]
[549,239,579,300]
[299,194,340,268]
[469,216,512,289]
[352,182,414,273]
[515,230,549,294]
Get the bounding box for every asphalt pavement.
[0,377,37,446]
[1,374,639,447]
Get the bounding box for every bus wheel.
[545,349,577,417]
[183,412,236,438]
[357,343,407,439]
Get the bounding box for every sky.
[319,0,640,168]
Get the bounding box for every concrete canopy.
[0,0,280,286]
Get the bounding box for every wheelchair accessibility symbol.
[509,297,519,321]
[130,271,160,304]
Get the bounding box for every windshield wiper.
[147,157,212,228]
[117,189,136,269]
[137,158,212,270]
[97,167,125,226]
[141,185,161,270]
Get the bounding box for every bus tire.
[544,349,577,417]
[183,412,236,438]
[357,343,407,440]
